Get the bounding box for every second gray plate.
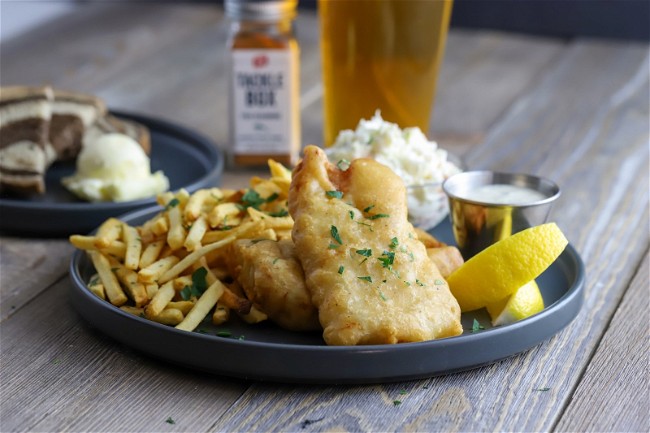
[69,207,584,384]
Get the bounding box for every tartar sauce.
[463,184,547,205]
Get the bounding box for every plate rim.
[68,206,585,384]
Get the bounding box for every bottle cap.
[225,0,298,21]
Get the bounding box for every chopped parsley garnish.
[378,290,387,301]
[434,279,444,285]
[328,243,340,249]
[471,319,485,332]
[533,387,550,392]
[389,237,399,249]
[326,190,343,199]
[268,209,289,217]
[356,248,372,257]
[330,225,343,245]
[355,221,374,231]
[338,265,345,275]
[378,251,395,268]
[368,213,390,220]
[241,189,278,210]
[336,159,350,170]
[165,198,180,210]
[416,279,425,286]
[272,258,280,265]
[349,210,355,220]
[399,390,407,395]
[393,400,402,406]
[238,335,246,340]
[363,204,375,213]
[357,276,372,283]
[165,417,175,425]
[180,267,208,300]
[216,331,232,338]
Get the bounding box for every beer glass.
[318,0,453,147]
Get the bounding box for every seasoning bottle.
[226,0,301,167]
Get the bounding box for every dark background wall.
[299,0,650,41]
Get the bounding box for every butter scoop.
[62,133,169,202]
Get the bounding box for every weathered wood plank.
[0,238,72,321]
[214,39,650,433]
[555,252,649,432]
[0,276,248,432]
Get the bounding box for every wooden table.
[1,4,648,432]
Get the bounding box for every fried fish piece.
[227,239,321,331]
[289,145,462,345]
[426,246,464,278]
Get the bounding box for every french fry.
[138,255,180,284]
[166,301,195,315]
[150,308,184,325]
[167,205,186,250]
[239,306,268,324]
[158,221,263,284]
[139,240,165,269]
[94,218,122,248]
[145,283,159,299]
[184,189,211,221]
[151,216,169,236]
[262,215,293,230]
[220,287,252,315]
[88,251,128,306]
[268,159,291,181]
[113,264,148,307]
[120,306,144,316]
[184,215,208,251]
[69,235,126,258]
[208,202,241,228]
[87,274,105,300]
[175,280,225,332]
[172,276,193,292]
[145,281,175,318]
[122,223,142,270]
[212,304,230,325]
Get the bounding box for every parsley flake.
[378,251,395,268]
[363,204,375,213]
[378,290,387,301]
[356,248,372,257]
[389,237,399,249]
[268,209,289,217]
[338,265,345,275]
[272,258,280,265]
[434,279,444,285]
[349,210,355,220]
[471,319,485,332]
[165,198,180,210]
[326,190,343,199]
[393,400,402,406]
[368,213,390,220]
[216,331,232,338]
[416,279,425,286]
[330,225,343,245]
[165,417,175,425]
[241,189,277,210]
[336,159,350,170]
[357,276,372,283]
[328,243,340,249]
[534,387,550,392]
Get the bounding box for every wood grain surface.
[0,4,648,432]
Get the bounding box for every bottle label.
[231,49,295,155]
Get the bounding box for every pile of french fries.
[70,160,294,332]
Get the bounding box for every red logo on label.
[252,55,269,68]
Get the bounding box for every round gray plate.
[0,111,223,237]
[69,207,585,384]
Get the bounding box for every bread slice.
[49,89,107,161]
[0,86,53,194]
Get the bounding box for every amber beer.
[319,0,453,146]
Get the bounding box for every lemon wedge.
[486,280,544,326]
[447,222,568,312]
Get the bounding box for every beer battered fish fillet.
[289,146,462,345]
[227,239,321,332]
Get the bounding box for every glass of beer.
[318,0,453,147]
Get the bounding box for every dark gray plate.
[0,111,223,237]
[69,207,585,384]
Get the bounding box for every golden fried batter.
[227,239,321,331]
[289,146,462,345]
